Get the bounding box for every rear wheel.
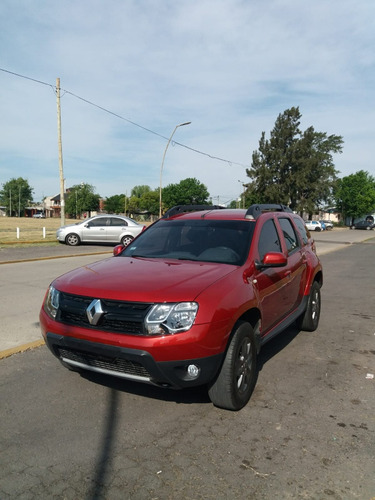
[121,235,134,246]
[65,233,80,246]
[208,321,258,411]
[296,281,321,331]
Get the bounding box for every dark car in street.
[41,204,323,410]
[350,220,374,230]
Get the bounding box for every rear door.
[106,217,128,243]
[276,216,307,313]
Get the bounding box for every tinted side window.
[293,216,309,245]
[111,218,127,227]
[279,218,299,253]
[258,219,282,261]
[89,218,109,227]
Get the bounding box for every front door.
[81,217,109,242]
[253,219,289,333]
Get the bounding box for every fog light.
[187,364,200,379]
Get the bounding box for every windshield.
[121,219,254,265]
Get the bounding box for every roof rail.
[245,204,292,220]
[162,204,225,219]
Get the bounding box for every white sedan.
[56,214,145,246]
[305,220,323,232]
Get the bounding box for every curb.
[0,251,111,359]
[0,250,111,265]
[0,339,45,360]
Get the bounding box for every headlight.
[145,302,198,335]
[44,285,60,319]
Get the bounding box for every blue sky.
[1,0,374,205]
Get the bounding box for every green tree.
[139,189,160,215]
[65,183,100,218]
[131,185,151,198]
[104,194,125,214]
[334,170,375,225]
[247,107,343,214]
[0,177,34,216]
[162,178,209,211]
[127,195,141,215]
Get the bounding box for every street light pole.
[159,121,191,218]
[238,180,246,209]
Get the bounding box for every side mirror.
[113,244,125,257]
[255,252,287,270]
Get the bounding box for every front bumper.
[44,332,224,389]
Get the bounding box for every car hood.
[53,256,237,302]
[57,222,83,230]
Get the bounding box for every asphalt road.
[0,228,371,355]
[0,233,374,499]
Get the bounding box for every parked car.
[350,220,375,230]
[33,212,45,218]
[41,204,323,411]
[320,220,333,230]
[56,214,145,246]
[305,220,323,232]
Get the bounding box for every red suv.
[40,204,323,410]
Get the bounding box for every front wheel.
[65,233,80,246]
[208,321,258,411]
[296,281,321,332]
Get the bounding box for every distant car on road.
[56,214,145,246]
[350,220,374,231]
[320,220,333,230]
[305,220,323,232]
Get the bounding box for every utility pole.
[56,78,65,226]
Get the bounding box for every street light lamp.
[159,121,191,218]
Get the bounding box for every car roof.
[162,204,294,221]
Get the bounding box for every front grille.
[57,292,153,335]
[58,347,151,379]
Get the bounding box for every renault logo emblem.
[86,299,104,326]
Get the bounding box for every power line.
[0,68,55,90]
[0,67,250,169]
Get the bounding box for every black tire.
[65,233,81,246]
[208,321,258,411]
[121,235,134,246]
[296,281,321,332]
[315,227,321,232]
